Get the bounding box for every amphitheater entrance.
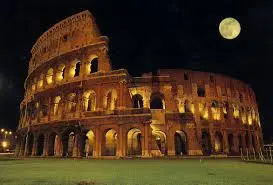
[48,132,58,156]
[62,131,75,157]
[228,134,233,154]
[79,130,95,157]
[26,132,34,156]
[127,128,142,156]
[214,132,223,153]
[252,134,256,151]
[174,130,187,156]
[238,134,243,151]
[152,131,167,156]
[245,132,249,149]
[102,129,117,156]
[201,131,212,156]
[36,134,44,156]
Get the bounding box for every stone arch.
[46,68,54,85]
[245,132,249,149]
[61,128,77,157]
[79,129,95,157]
[152,130,167,156]
[102,128,117,156]
[36,134,44,156]
[48,132,57,156]
[82,90,96,111]
[103,89,118,110]
[53,96,61,116]
[211,100,221,120]
[56,63,66,81]
[90,57,98,73]
[26,132,34,156]
[252,134,255,149]
[184,99,193,113]
[127,128,142,156]
[69,60,81,78]
[214,131,223,153]
[174,130,187,156]
[150,92,165,109]
[66,93,77,113]
[238,134,243,151]
[201,131,212,156]
[37,73,44,89]
[228,133,233,154]
[132,94,144,108]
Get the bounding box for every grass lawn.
[0,158,272,185]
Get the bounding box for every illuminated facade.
[15,10,263,158]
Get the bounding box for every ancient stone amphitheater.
[15,10,263,158]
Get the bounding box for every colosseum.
[15,10,263,158]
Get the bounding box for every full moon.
[219,17,241,39]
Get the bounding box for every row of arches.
[18,126,260,157]
[18,128,189,157]
[29,56,99,93]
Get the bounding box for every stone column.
[241,133,246,152]
[31,135,38,156]
[94,126,101,157]
[48,97,52,121]
[167,127,175,156]
[143,122,152,157]
[210,130,215,154]
[43,134,49,157]
[14,137,21,157]
[117,125,125,157]
[223,131,229,154]
[96,86,103,111]
[72,133,80,157]
[187,127,203,155]
[75,91,82,118]
[232,133,239,154]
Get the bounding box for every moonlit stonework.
[219,17,241,39]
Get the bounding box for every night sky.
[0,0,272,142]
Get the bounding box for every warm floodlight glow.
[1,129,4,132]
[219,17,241,39]
[2,141,8,148]
[9,131,12,135]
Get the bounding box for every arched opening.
[184,100,194,113]
[66,93,77,113]
[80,130,95,157]
[201,131,212,156]
[56,64,66,82]
[245,132,249,149]
[150,92,165,109]
[197,87,205,97]
[46,68,54,85]
[74,62,81,77]
[103,129,117,156]
[238,134,243,151]
[228,134,233,154]
[83,90,96,111]
[53,96,61,116]
[36,134,44,156]
[152,131,167,156]
[37,74,44,89]
[91,57,98,73]
[62,131,75,157]
[127,128,142,156]
[252,134,255,149]
[215,132,223,153]
[211,100,221,120]
[104,89,117,111]
[27,133,34,156]
[174,131,187,156]
[48,132,57,156]
[39,98,48,118]
[132,94,143,108]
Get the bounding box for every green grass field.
[0,158,272,185]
